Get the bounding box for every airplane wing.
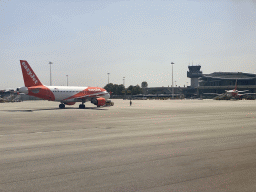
[75,94,106,100]
[66,92,107,102]
[244,93,256,95]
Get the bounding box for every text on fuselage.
[88,89,101,91]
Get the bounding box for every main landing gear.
[59,103,85,109]
[59,103,65,109]
[79,104,85,109]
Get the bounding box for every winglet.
[20,60,43,87]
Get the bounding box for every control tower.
[187,65,202,87]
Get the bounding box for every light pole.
[171,62,174,99]
[175,81,177,87]
[49,62,53,86]
[123,77,126,99]
[66,75,68,86]
[107,73,110,84]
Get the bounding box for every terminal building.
[140,65,256,99]
[188,65,256,98]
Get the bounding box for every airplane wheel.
[59,104,65,109]
[79,104,85,109]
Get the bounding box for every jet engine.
[17,87,28,94]
[91,98,106,107]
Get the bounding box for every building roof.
[201,72,256,80]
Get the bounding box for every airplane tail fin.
[20,60,43,87]
[234,79,237,90]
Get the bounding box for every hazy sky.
[1,0,256,90]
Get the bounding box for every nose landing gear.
[59,103,65,109]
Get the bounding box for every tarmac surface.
[0,99,256,192]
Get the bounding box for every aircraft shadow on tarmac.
[3,107,107,112]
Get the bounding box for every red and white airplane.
[225,79,248,97]
[17,60,111,109]
[203,79,252,99]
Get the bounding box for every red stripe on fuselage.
[63,87,105,101]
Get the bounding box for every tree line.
[104,81,148,95]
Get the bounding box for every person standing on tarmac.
[130,100,132,106]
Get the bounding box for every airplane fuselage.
[19,85,110,103]
[226,90,238,97]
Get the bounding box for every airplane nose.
[106,93,110,99]
[103,91,110,99]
